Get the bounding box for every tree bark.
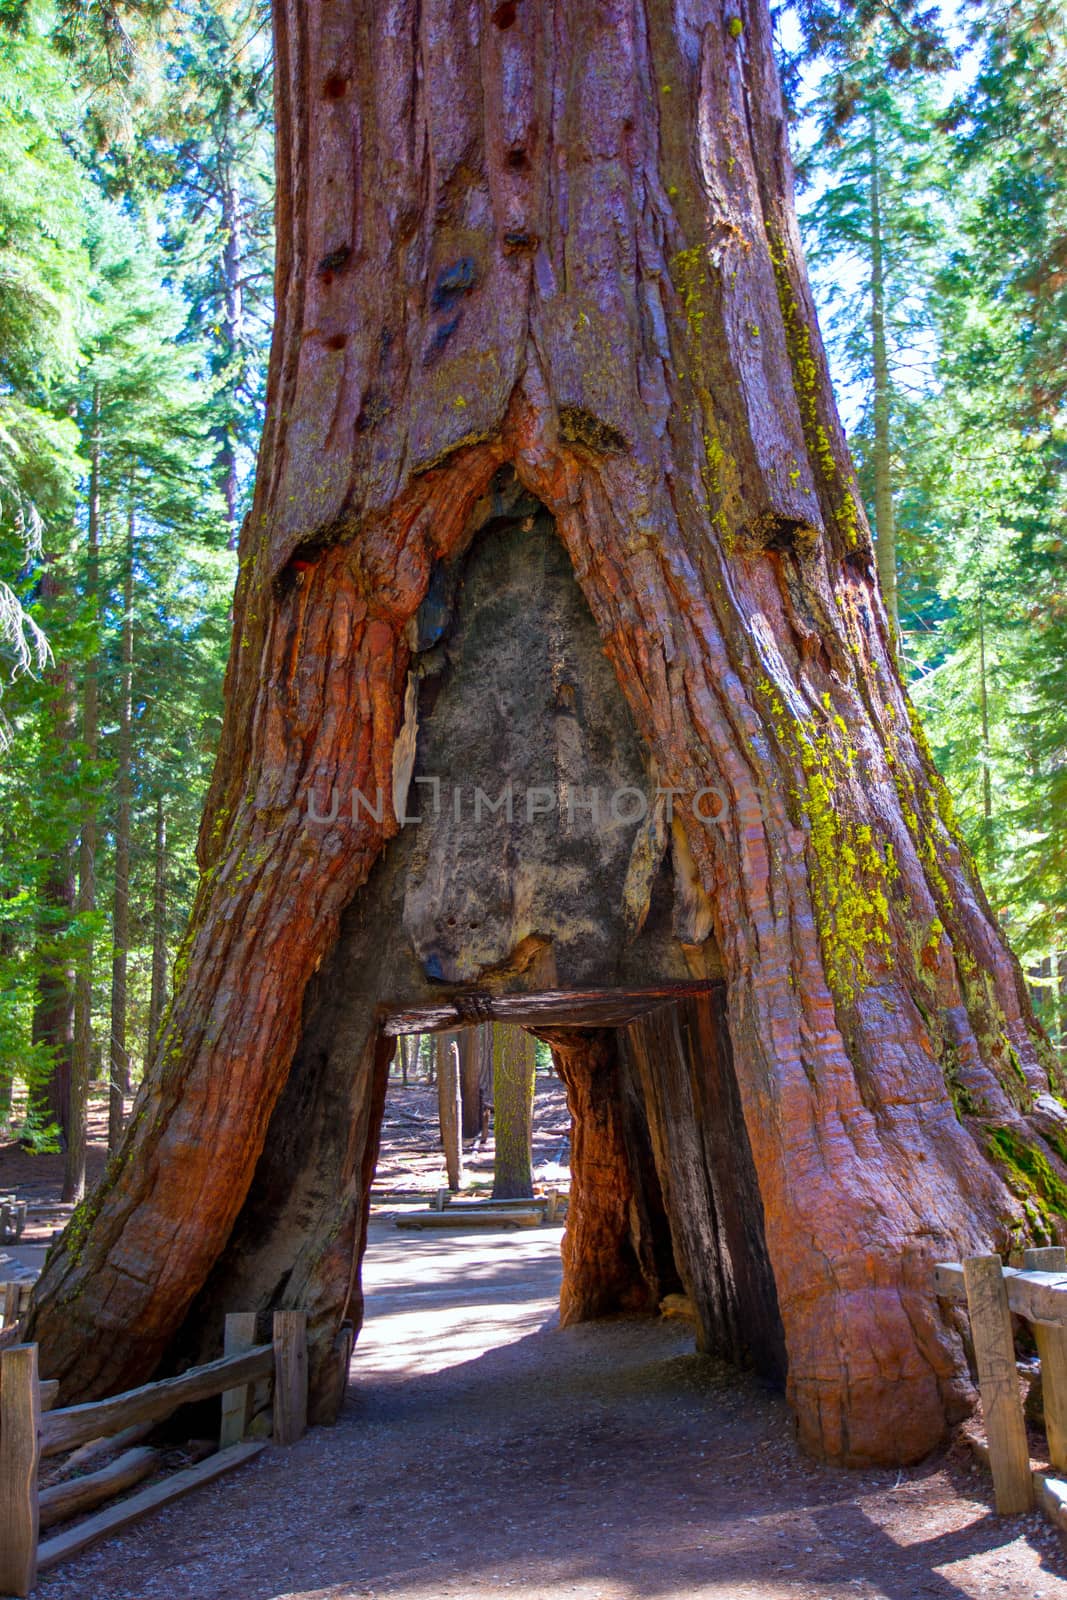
[492,1025,535,1201]
[622,993,786,1378]
[977,579,994,871]
[544,1025,677,1322]
[28,0,1062,1467]
[146,794,167,1065]
[67,388,101,1203]
[459,1027,484,1140]
[436,1034,462,1191]
[220,163,245,549]
[108,501,135,1152]
[869,111,898,638]
[30,557,77,1143]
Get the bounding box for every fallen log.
[36,1442,264,1570]
[396,1209,543,1231]
[38,1447,159,1531]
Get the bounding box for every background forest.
[0,0,1063,1187]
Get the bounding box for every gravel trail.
[32,1218,1067,1600]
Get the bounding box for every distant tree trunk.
[67,389,101,1202]
[108,502,136,1151]
[29,0,1060,1468]
[869,112,898,639]
[977,579,994,871]
[478,1027,493,1144]
[0,883,12,1118]
[437,1035,462,1191]
[30,558,76,1143]
[220,164,245,550]
[31,764,76,1145]
[459,1027,483,1140]
[492,1026,535,1201]
[145,794,167,1065]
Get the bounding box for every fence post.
[219,1313,258,1449]
[272,1311,307,1447]
[2,1281,21,1329]
[963,1254,1034,1512]
[0,1343,41,1597]
[1023,1245,1067,1472]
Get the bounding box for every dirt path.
[30,1216,1067,1600]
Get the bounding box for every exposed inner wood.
[168,502,758,1420]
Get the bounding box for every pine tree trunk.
[220,164,245,550]
[868,112,899,637]
[492,1025,535,1201]
[146,794,167,1064]
[29,0,1061,1467]
[459,1027,484,1140]
[977,581,994,870]
[437,1035,463,1191]
[66,391,101,1203]
[108,502,136,1151]
[30,558,76,1143]
[30,772,76,1144]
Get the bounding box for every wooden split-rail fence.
[935,1247,1067,1516]
[0,1200,27,1247]
[1,1283,33,1332]
[0,1309,309,1598]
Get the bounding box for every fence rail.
[935,1247,1067,1515]
[0,1308,308,1597]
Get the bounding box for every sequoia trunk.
[28,0,1065,1467]
[491,1026,535,1201]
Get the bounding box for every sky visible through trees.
[0,0,1064,1159]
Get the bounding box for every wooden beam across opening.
[381,979,725,1037]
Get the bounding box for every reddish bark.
[544,1027,675,1323]
[28,0,1067,1465]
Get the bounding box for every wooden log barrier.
[935,1260,1067,1326]
[219,1311,257,1449]
[962,1254,1034,1514]
[0,1344,41,1597]
[396,1208,542,1231]
[36,1442,265,1572]
[38,1447,159,1532]
[272,1310,308,1448]
[40,1342,274,1458]
[1024,1246,1067,1472]
[0,1308,307,1593]
[2,1281,25,1329]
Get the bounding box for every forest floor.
[6,1078,1067,1599]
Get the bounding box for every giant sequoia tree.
[26,0,1067,1468]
